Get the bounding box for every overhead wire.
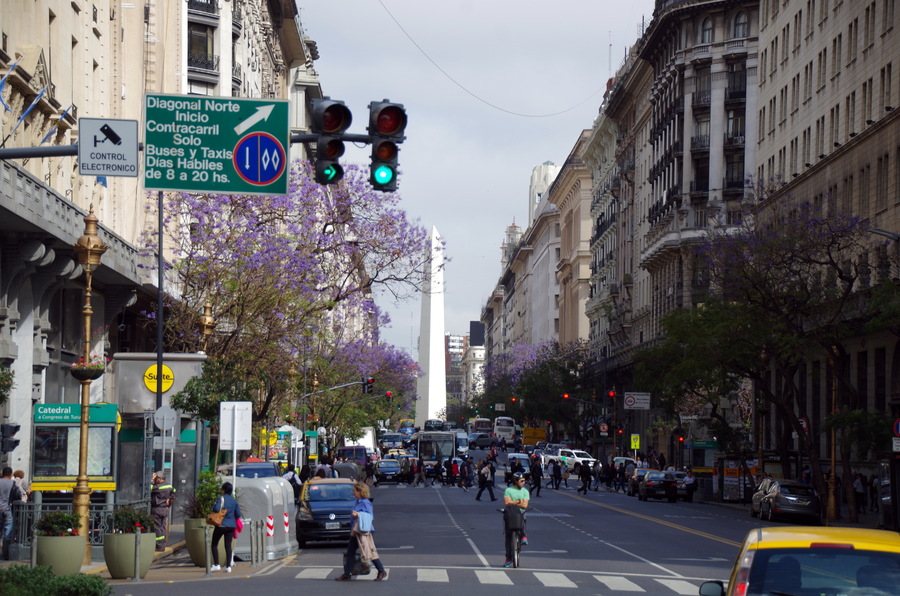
[377,0,607,118]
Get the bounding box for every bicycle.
[498,506,532,568]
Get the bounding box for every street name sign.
[78,118,139,177]
[143,94,289,195]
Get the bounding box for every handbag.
[206,496,227,526]
[346,550,371,576]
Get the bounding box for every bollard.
[132,530,142,582]
[204,524,212,576]
[255,520,263,566]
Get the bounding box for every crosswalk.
[293,566,707,592]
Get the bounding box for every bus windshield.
[417,432,456,469]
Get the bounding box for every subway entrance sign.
[144,94,289,195]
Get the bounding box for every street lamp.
[72,206,108,564]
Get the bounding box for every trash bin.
[232,476,297,560]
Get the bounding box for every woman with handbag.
[335,481,387,581]
[209,481,241,573]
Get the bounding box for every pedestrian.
[657,453,667,471]
[210,481,241,572]
[617,462,627,493]
[282,464,302,504]
[299,464,312,484]
[577,462,592,494]
[560,461,570,488]
[0,467,23,560]
[400,457,410,485]
[500,437,507,452]
[591,461,603,491]
[415,456,427,487]
[853,472,867,514]
[334,482,388,581]
[12,470,29,502]
[502,473,530,567]
[683,470,697,502]
[529,456,543,497]
[870,475,880,512]
[475,461,497,501]
[150,470,175,551]
[550,460,562,489]
[459,457,470,491]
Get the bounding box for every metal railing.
[11,499,151,559]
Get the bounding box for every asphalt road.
[110,470,769,596]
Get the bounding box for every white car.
[546,448,597,474]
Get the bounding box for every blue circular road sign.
[233,132,286,186]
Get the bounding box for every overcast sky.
[300,1,655,357]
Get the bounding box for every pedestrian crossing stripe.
[294,567,706,592]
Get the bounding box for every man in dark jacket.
[529,457,543,497]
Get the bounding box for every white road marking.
[594,575,644,591]
[295,567,331,579]
[475,569,514,584]
[417,568,449,582]
[534,572,578,588]
[654,578,701,594]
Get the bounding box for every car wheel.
[297,538,306,548]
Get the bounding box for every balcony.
[188,0,217,14]
[693,89,711,106]
[723,176,745,192]
[232,63,242,87]
[726,86,747,101]
[690,179,710,194]
[724,132,745,147]
[690,135,710,151]
[187,52,220,84]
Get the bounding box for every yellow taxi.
[700,526,900,595]
[386,448,410,459]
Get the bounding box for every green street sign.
[143,94,289,195]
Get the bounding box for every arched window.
[701,17,714,44]
[733,12,749,38]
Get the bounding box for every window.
[734,12,749,37]
[701,17,714,43]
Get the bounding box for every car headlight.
[296,506,313,521]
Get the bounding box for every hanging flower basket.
[70,355,107,381]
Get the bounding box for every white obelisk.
[415,226,446,428]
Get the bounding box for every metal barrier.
[11,499,151,560]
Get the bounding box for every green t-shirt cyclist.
[502,472,530,567]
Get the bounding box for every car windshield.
[305,483,356,501]
[748,548,900,594]
[378,461,400,470]
[235,465,279,477]
[572,451,591,458]
[779,484,816,497]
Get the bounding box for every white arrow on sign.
[234,104,275,135]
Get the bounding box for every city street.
[109,467,766,596]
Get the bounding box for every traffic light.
[361,377,375,394]
[1,423,20,454]
[617,428,624,436]
[607,390,616,399]
[368,100,407,192]
[562,393,570,400]
[384,391,393,402]
[311,98,352,184]
[510,397,517,403]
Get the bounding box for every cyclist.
[502,472,530,567]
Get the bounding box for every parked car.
[758,480,822,524]
[638,470,677,502]
[627,468,654,496]
[468,433,495,449]
[375,459,402,483]
[218,462,281,478]
[749,475,777,517]
[699,527,900,596]
[295,478,357,547]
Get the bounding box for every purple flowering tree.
[145,161,428,439]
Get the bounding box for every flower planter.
[103,532,156,579]
[185,518,226,567]
[35,534,87,576]
[71,367,104,381]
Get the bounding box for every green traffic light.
[323,165,339,182]
[372,164,394,185]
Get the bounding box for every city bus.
[398,419,416,438]
[467,417,493,435]
[493,416,516,441]
[423,419,444,432]
[416,431,456,477]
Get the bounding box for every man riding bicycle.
[502,472,530,567]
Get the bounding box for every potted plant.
[34,510,86,576]
[180,469,226,566]
[70,355,108,381]
[103,506,156,579]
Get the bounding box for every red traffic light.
[370,103,407,137]
[511,397,517,403]
[321,137,345,160]
[617,428,624,435]
[311,98,352,134]
[607,390,615,398]
[562,393,570,399]
[678,436,685,443]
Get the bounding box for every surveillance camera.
[95,124,123,146]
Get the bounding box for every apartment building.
[0,0,318,482]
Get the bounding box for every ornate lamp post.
[71,207,108,564]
